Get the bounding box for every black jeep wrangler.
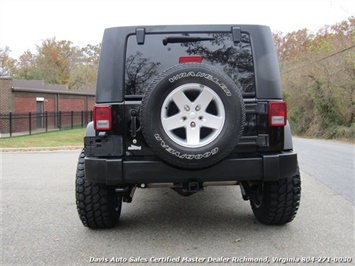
[76,25,301,229]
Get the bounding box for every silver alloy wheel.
[161,83,225,148]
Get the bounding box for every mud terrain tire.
[75,150,122,229]
[249,169,301,225]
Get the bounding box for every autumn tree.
[10,39,100,90]
[274,29,313,63]
[68,43,101,90]
[0,47,16,76]
[277,16,355,139]
[15,50,39,80]
[35,37,76,85]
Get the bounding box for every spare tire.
[141,63,245,169]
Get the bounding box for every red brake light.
[269,102,287,126]
[94,105,112,130]
[179,56,202,63]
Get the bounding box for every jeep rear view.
[75,25,301,229]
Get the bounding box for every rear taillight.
[269,102,287,126]
[94,105,112,130]
[179,56,202,63]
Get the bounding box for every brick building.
[0,77,95,135]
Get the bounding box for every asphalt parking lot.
[1,146,354,265]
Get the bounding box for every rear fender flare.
[86,121,95,137]
[284,121,293,150]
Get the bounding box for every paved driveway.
[1,149,354,265]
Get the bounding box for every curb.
[0,146,82,153]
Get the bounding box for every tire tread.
[251,170,301,225]
[75,150,121,229]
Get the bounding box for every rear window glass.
[125,32,255,97]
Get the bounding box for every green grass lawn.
[0,128,86,148]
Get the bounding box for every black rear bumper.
[84,152,298,186]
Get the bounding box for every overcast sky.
[0,0,354,59]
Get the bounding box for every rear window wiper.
[163,36,215,45]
